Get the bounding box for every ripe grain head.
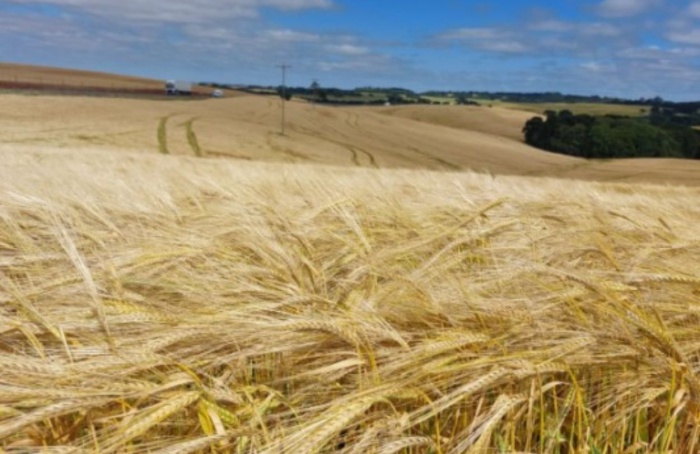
[1,147,699,452]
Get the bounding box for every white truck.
[165,80,192,96]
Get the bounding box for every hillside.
[374,104,535,141]
[2,92,700,185]
[0,63,163,89]
[0,63,234,97]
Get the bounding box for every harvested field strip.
[1,151,699,452]
[157,115,170,154]
[185,117,203,157]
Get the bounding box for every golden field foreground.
[1,144,700,453]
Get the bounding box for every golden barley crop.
[1,148,699,453]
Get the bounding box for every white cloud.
[439,28,503,41]
[0,13,127,51]
[617,45,664,60]
[5,0,333,23]
[182,24,362,63]
[0,4,398,86]
[428,14,700,99]
[580,61,605,72]
[318,53,395,72]
[528,20,570,32]
[326,44,370,56]
[264,29,321,43]
[666,14,700,47]
[480,41,529,53]
[667,28,700,46]
[668,46,700,57]
[436,28,529,53]
[688,1,700,18]
[436,20,626,56]
[580,22,623,37]
[528,19,622,37]
[597,0,660,17]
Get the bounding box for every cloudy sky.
[2,0,700,100]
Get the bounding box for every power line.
[277,64,291,135]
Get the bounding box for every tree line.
[523,110,700,159]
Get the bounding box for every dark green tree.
[523,109,695,159]
[277,86,292,101]
[310,79,327,103]
[522,117,547,148]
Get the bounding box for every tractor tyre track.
[313,117,379,168]
[265,133,311,162]
[185,117,203,157]
[407,146,461,171]
[355,147,378,168]
[157,115,171,155]
[288,123,372,167]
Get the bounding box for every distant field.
[0,62,159,87]
[0,93,577,175]
[488,100,650,116]
[375,103,534,141]
[421,95,455,104]
[1,92,699,185]
[0,62,233,97]
[407,98,648,115]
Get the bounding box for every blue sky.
[2,0,700,100]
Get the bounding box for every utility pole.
[277,64,291,135]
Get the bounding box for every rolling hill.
[0,62,164,89]
[0,62,231,96]
[1,65,699,453]
[1,90,699,185]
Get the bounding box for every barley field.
[3,94,700,186]
[1,77,700,453]
[1,144,700,453]
[0,63,223,97]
